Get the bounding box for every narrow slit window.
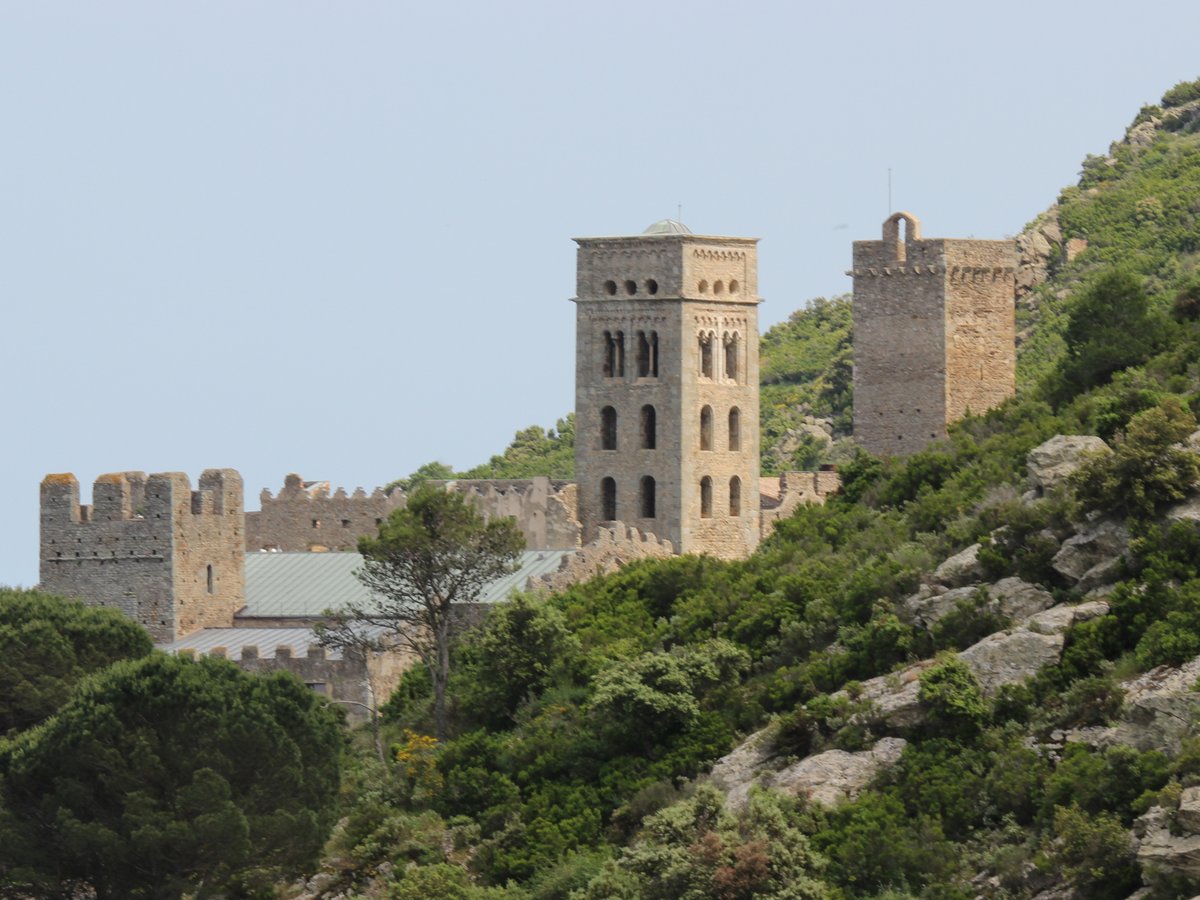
[700,406,713,451]
[206,564,214,594]
[615,331,625,377]
[729,476,741,516]
[602,477,617,521]
[603,330,615,377]
[641,405,656,449]
[728,407,741,451]
[640,476,656,519]
[601,406,617,450]
[700,477,713,518]
[699,332,713,379]
[649,331,659,377]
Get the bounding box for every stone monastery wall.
[245,473,404,552]
[40,470,244,643]
[246,473,579,552]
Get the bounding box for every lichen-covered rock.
[1025,599,1110,636]
[709,728,907,811]
[1052,519,1129,587]
[708,724,779,796]
[932,543,982,587]
[1027,435,1110,493]
[959,629,1065,696]
[900,578,1055,631]
[764,737,908,809]
[1136,803,1200,881]
[1071,656,1200,754]
[1178,786,1200,834]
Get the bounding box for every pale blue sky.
[3,1,1198,586]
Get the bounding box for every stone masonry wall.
[574,231,761,560]
[535,522,674,594]
[435,477,580,549]
[41,470,244,643]
[245,473,404,552]
[852,213,1014,457]
[246,473,578,553]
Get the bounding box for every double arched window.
[603,331,625,377]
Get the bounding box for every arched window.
[603,331,615,377]
[729,476,741,516]
[724,332,739,382]
[601,406,617,450]
[699,332,713,378]
[728,407,741,451]
[698,279,709,294]
[700,476,713,518]
[640,476,656,519]
[614,331,625,377]
[602,477,617,521]
[700,405,713,451]
[641,405,656,449]
[636,331,660,378]
[637,331,650,377]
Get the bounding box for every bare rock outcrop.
[846,600,1110,730]
[931,543,983,587]
[1136,802,1200,882]
[1052,519,1129,589]
[900,577,1056,631]
[709,728,907,812]
[1066,655,1200,754]
[1027,435,1111,494]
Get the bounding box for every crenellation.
[41,469,245,643]
[852,213,1015,456]
[245,472,405,552]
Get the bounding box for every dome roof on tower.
[642,219,692,235]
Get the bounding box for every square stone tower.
[574,220,761,559]
[40,469,245,643]
[851,212,1016,456]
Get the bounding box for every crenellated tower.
[573,219,761,559]
[851,212,1016,456]
[40,469,245,642]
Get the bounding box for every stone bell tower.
[851,212,1016,456]
[573,219,761,560]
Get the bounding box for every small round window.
[698,280,708,294]
[604,280,617,295]
[729,279,740,294]
[645,279,658,295]
[624,280,637,295]
[713,280,724,295]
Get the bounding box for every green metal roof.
[241,550,573,619]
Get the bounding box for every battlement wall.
[40,469,245,642]
[245,473,404,552]
[535,522,673,594]
[434,476,580,549]
[760,469,842,540]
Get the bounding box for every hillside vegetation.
[349,77,1200,898]
[5,78,1200,900]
